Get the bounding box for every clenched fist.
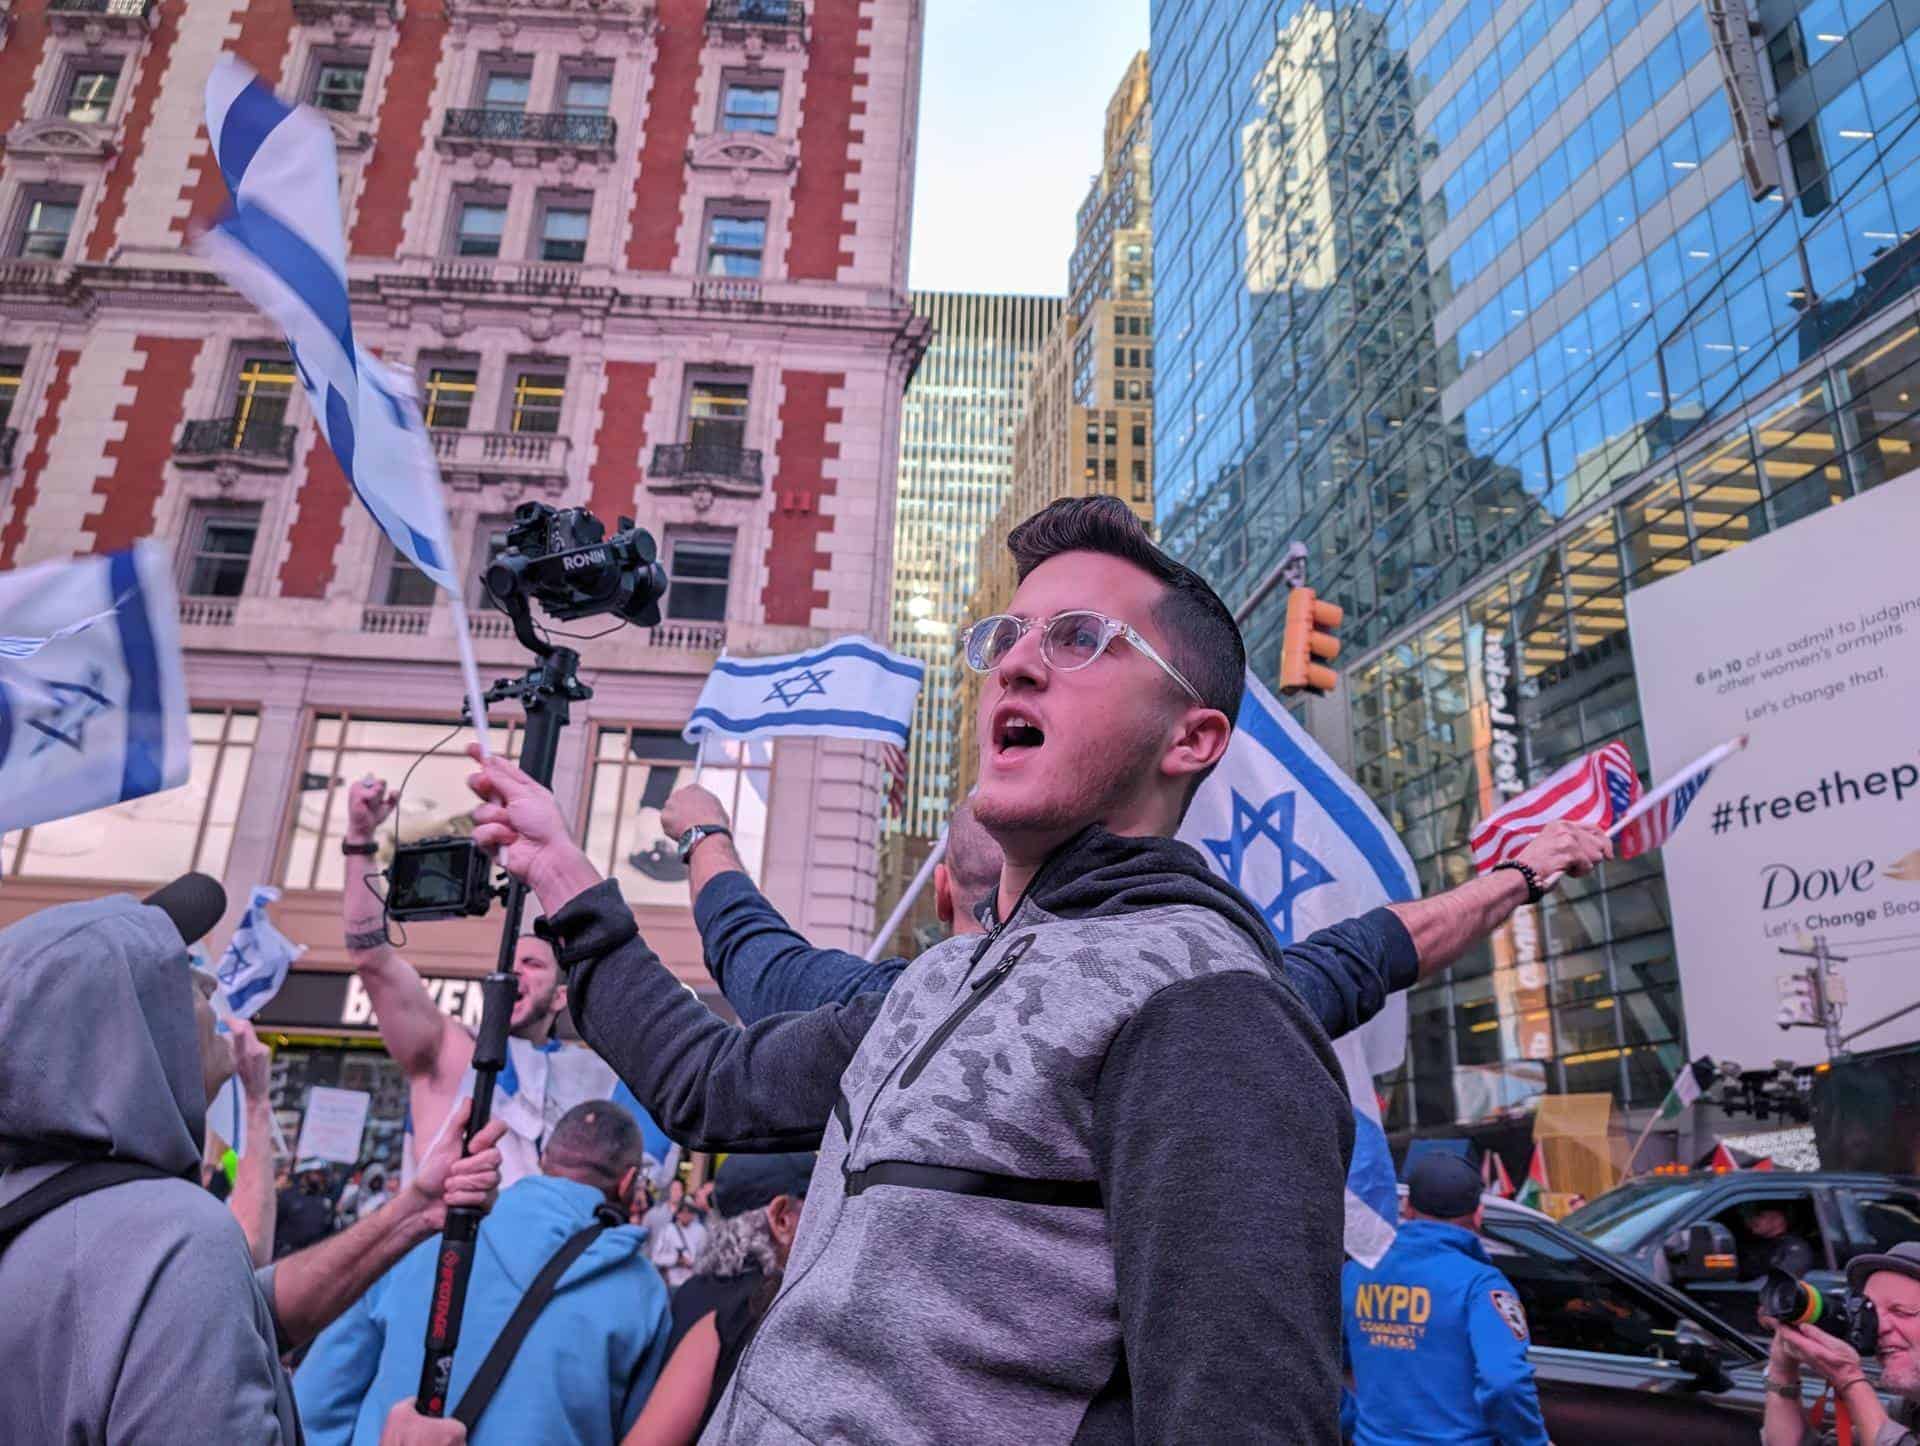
[1513,820,1612,892]
[347,776,399,844]
[660,784,730,841]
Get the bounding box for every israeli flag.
[214,885,306,1019]
[1177,671,1417,1267]
[198,58,456,590]
[684,637,924,746]
[0,542,190,836]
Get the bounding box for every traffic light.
[1776,971,1818,1029]
[1279,586,1344,695]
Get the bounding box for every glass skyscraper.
[1152,0,1920,1131]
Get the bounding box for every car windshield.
[1563,1182,1712,1253]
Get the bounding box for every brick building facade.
[0,0,928,1022]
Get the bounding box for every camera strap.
[450,1203,625,1430]
[1806,1384,1852,1443]
[0,1160,176,1255]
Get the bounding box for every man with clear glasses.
[458,495,1608,1444]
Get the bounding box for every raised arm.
[466,748,883,1150]
[341,777,462,1082]
[227,1019,278,1267]
[1386,821,1611,977]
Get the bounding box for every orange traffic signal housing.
[1279,586,1344,695]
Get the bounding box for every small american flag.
[1614,765,1711,858]
[881,743,909,818]
[1470,740,1641,873]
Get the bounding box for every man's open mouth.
[993,707,1045,757]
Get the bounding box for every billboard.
[1627,475,1920,1066]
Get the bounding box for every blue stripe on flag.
[218,201,358,368]
[107,549,164,800]
[326,383,357,479]
[711,642,923,682]
[225,971,280,1014]
[216,77,292,196]
[687,706,910,743]
[1349,1107,1399,1223]
[1234,693,1416,904]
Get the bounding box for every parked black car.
[1470,1195,1774,1444]
[1561,1170,1920,1337]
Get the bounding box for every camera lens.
[1760,1269,1818,1326]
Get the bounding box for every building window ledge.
[4,118,115,164]
[438,109,617,162]
[179,597,239,627]
[289,0,398,25]
[444,0,654,33]
[175,417,298,471]
[706,0,805,47]
[47,0,157,39]
[686,130,795,181]
[432,428,571,495]
[647,442,763,496]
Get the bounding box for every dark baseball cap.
[1409,1153,1484,1219]
[143,873,227,949]
[1848,1240,1920,1293]
[712,1152,814,1218]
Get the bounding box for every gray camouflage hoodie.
[553,826,1380,1444]
[0,893,301,1443]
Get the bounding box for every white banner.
[1626,474,1920,1065]
[296,1085,372,1166]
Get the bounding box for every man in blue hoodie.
[296,1099,673,1445]
[1343,1152,1550,1446]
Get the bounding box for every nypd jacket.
[1341,1219,1550,1446]
[551,826,1379,1444]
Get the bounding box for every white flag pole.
[1609,734,1748,839]
[445,593,492,759]
[866,825,947,961]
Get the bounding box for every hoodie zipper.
[895,933,1035,1089]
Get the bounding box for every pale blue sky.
[907,0,1152,298]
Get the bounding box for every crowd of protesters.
[0,498,1622,1443]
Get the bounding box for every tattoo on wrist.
[345,927,390,951]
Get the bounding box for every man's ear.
[617,1164,640,1210]
[933,863,955,928]
[1160,707,1232,783]
[765,1194,804,1250]
[550,981,569,1019]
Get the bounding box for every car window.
[1565,1182,1711,1253]
[1852,1192,1920,1256]
[1708,1192,1830,1276]
[1481,1218,1689,1362]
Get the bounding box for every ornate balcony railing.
[47,0,156,30]
[693,277,763,304]
[440,108,616,149]
[49,0,152,14]
[179,597,238,627]
[177,416,298,467]
[289,0,397,22]
[0,427,16,472]
[361,605,431,636]
[649,441,762,487]
[648,619,726,651]
[467,609,514,640]
[707,0,803,27]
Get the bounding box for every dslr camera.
[1761,1268,1881,1355]
[381,501,669,923]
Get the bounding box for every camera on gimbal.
[381,501,669,923]
[1761,1268,1881,1355]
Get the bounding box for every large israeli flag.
[197,59,456,590]
[1176,671,1417,1267]
[0,542,191,836]
[684,637,924,746]
[214,885,306,1019]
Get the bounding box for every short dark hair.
[542,1100,645,1193]
[1006,495,1245,724]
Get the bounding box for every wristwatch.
[676,823,732,864]
[340,840,379,856]
[1492,858,1545,903]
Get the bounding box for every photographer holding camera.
[1762,1243,1920,1445]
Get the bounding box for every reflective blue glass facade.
[1152,0,1920,1128]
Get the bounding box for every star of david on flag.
[0,541,190,838]
[1177,671,1418,1267]
[684,637,924,746]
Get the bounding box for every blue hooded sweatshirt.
[1341,1219,1550,1446]
[295,1174,672,1445]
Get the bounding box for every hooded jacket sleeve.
[694,870,909,1024]
[1092,969,1352,1444]
[109,1223,296,1443]
[1466,1270,1551,1446]
[548,879,886,1151]
[1279,907,1418,1041]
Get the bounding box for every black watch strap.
[1492,859,1544,903]
[677,824,732,864]
[340,840,379,856]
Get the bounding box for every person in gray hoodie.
[0,878,507,1444]
[463,496,1611,1444]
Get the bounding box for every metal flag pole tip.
[447,594,492,759]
